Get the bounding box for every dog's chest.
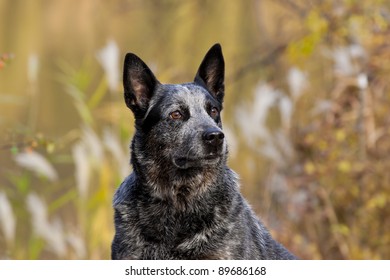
[137,202,214,242]
[124,199,230,259]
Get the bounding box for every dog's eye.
[169,110,182,120]
[210,107,219,118]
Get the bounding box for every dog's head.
[123,44,226,172]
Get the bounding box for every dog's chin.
[173,154,221,170]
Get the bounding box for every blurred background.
[1,0,390,260]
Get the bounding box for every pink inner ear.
[132,78,147,97]
[207,72,217,89]
[130,78,150,109]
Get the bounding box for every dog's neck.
[131,158,230,210]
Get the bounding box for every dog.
[111,43,296,260]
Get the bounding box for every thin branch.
[228,43,287,84]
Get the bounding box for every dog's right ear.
[123,53,160,118]
[194,43,225,104]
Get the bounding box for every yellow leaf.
[304,162,316,175]
[367,195,387,209]
[305,10,328,34]
[332,224,350,236]
[335,130,346,142]
[318,140,328,151]
[337,160,351,173]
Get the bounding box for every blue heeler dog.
[111,44,296,259]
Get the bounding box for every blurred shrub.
[245,0,390,259]
[1,0,390,260]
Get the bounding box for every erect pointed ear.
[194,43,225,103]
[123,53,160,118]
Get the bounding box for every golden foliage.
[1,0,390,259]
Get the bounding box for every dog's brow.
[179,85,192,95]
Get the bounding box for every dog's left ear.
[123,53,160,119]
[194,43,225,103]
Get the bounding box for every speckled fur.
[111,44,296,260]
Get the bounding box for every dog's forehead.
[177,84,208,104]
[159,84,211,107]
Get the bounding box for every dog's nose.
[202,128,224,146]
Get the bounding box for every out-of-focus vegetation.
[1,0,390,259]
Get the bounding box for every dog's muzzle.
[173,128,225,170]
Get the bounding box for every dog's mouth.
[173,154,221,169]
